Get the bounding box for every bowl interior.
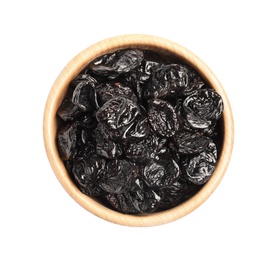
[43,34,234,226]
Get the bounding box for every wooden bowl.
[43,34,234,226]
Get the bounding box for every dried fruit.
[183,89,223,129]
[148,99,179,137]
[56,48,224,215]
[142,154,180,189]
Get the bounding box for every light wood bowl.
[43,34,234,226]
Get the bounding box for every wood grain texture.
[43,34,234,227]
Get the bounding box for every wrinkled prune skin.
[96,97,142,141]
[124,131,166,163]
[144,64,189,99]
[99,159,135,194]
[171,131,212,154]
[56,48,224,215]
[143,154,180,189]
[57,74,98,121]
[158,180,192,210]
[94,124,122,159]
[105,193,139,214]
[57,122,79,160]
[128,178,162,214]
[183,89,223,129]
[90,49,144,79]
[96,82,138,105]
[72,154,106,193]
[181,142,217,185]
[71,74,98,111]
[148,99,179,137]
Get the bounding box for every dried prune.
[125,116,150,140]
[96,97,142,140]
[143,154,180,189]
[158,180,192,210]
[144,64,189,99]
[72,154,106,193]
[99,159,135,194]
[171,131,212,154]
[56,48,224,215]
[57,121,79,160]
[148,99,179,137]
[128,178,162,214]
[94,124,122,159]
[90,49,143,79]
[181,68,205,96]
[105,193,139,214]
[96,82,138,105]
[181,141,217,185]
[71,74,98,111]
[57,95,84,121]
[183,89,223,129]
[124,131,165,163]
[57,74,98,121]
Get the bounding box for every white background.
[1,0,276,259]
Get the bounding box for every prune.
[99,159,135,194]
[76,114,97,146]
[57,74,98,121]
[128,178,162,214]
[57,122,79,160]
[143,154,180,189]
[96,82,138,105]
[57,95,84,121]
[56,48,224,215]
[90,49,143,79]
[105,193,139,214]
[148,99,179,137]
[181,141,217,185]
[94,124,122,159]
[105,178,162,214]
[144,64,189,99]
[125,116,150,140]
[72,154,106,193]
[71,74,98,111]
[171,131,212,154]
[183,89,223,129]
[158,180,192,210]
[96,97,142,140]
[124,131,166,163]
[182,68,205,96]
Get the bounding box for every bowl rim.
[43,34,234,227]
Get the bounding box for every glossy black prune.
[56,48,224,215]
[105,193,139,214]
[171,131,212,154]
[99,159,135,194]
[90,49,143,79]
[183,89,223,129]
[181,141,217,185]
[124,131,166,163]
[142,154,180,189]
[94,124,122,159]
[57,74,98,121]
[96,97,142,141]
[158,180,192,210]
[148,99,179,137]
[57,121,79,160]
[144,64,189,99]
[71,74,98,111]
[128,178,162,214]
[96,82,138,105]
[72,153,106,193]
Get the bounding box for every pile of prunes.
[56,49,223,214]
